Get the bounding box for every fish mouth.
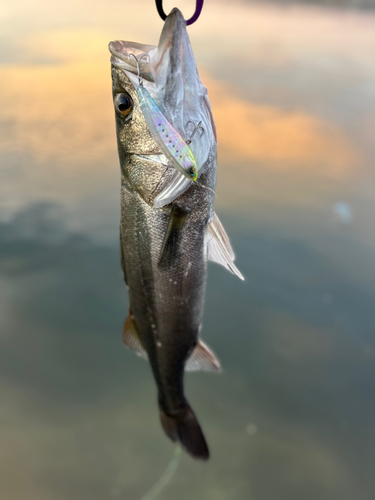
[109,41,155,83]
[109,8,185,84]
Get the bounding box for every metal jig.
[129,53,204,150]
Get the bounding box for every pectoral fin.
[158,203,191,269]
[122,311,148,360]
[205,213,244,280]
[154,170,191,208]
[185,339,221,372]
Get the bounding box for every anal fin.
[205,212,244,280]
[122,311,148,360]
[185,339,221,372]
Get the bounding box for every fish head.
[111,64,160,156]
[153,7,217,162]
[111,65,179,206]
[109,8,217,206]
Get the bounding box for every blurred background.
[1,0,375,498]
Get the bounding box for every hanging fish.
[109,8,243,461]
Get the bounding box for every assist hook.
[155,0,204,26]
[128,53,150,86]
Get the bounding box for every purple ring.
[155,0,204,26]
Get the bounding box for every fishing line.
[140,445,182,500]
[155,0,204,25]
[196,181,216,197]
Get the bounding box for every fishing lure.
[129,53,199,182]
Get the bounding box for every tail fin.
[159,403,209,461]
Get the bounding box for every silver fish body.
[110,9,243,460]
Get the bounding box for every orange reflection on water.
[0,31,359,172]
[204,74,359,174]
[0,26,364,219]
[0,62,115,166]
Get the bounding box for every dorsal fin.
[205,213,244,280]
[185,339,221,372]
[122,311,148,360]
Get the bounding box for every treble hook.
[128,53,150,86]
[186,121,204,145]
[155,0,204,26]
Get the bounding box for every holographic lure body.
[136,86,198,181]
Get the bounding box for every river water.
[1,1,375,499]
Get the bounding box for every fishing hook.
[155,0,204,26]
[128,53,150,86]
[186,120,204,145]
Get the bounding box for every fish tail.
[159,402,209,461]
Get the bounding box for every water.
[1,1,375,498]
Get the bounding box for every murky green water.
[1,1,375,499]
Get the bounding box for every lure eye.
[189,167,196,179]
[115,93,133,119]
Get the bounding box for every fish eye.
[115,93,133,119]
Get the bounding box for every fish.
[109,8,243,461]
